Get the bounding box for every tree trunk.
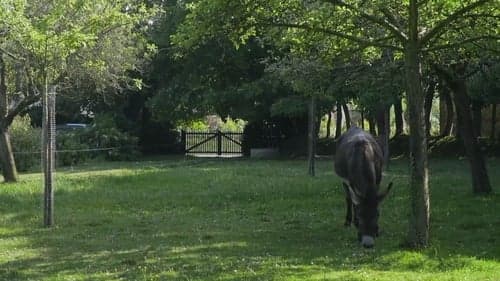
[308,96,316,176]
[342,103,351,129]
[0,128,18,182]
[471,101,482,138]
[0,55,18,182]
[404,2,430,248]
[360,110,365,130]
[491,104,497,141]
[368,117,376,135]
[439,84,454,137]
[335,102,343,139]
[376,106,390,166]
[326,110,332,138]
[394,98,404,136]
[438,64,491,194]
[424,80,436,137]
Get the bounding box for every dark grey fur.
[334,127,392,248]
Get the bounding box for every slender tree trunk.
[308,96,316,176]
[360,110,365,130]
[394,98,404,136]
[326,111,332,138]
[491,104,497,141]
[438,64,491,194]
[424,80,436,137]
[335,102,343,139]
[453,96,460,138]
[439,84,454,137]
[0,55,18,182]
[404,1,430,248]
[376,106,390,166]
[342,103,351,129]
[368,117,376,135]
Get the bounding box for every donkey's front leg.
[342,183,353,227]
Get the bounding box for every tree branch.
[423,35,500,52]
[418,0,432,7]
[268,21,403,51]
[5,94,40,127]
[380,7,404,32]
[471,41,500,55]
[0,46,25,62]
[420,0,492,46]
[321,0,408,43]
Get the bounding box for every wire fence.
[13,147,119,155]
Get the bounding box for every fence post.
[217,130,222,156]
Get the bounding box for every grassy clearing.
[0,157,499,280]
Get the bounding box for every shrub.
[316,138,336,156]
[56,131,90,166]
[428,136,465,157]
[10,115,41,171]
[81,115,140,161]
[389,134,410,157]
[140,122,182,154]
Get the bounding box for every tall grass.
[0,157,499,280]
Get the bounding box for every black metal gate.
[182,130,243,155]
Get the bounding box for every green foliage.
[266,56,333,97]
[428,136,466,158]
[468,61,500,103]
[0,0,158,125]
[1,158,500,280]
[315,134,500,158]
[219,118,247,132]
[178,117,246,132]
[241,121,271,154]
[429,136,500,158]
[56,131,90,166]
[316,137,337,155]
[82,115,140,161]
[10,115,41,172]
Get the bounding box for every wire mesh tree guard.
[42,86,56,227]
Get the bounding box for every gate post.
[181,130,186,153]
[217,130,222,155]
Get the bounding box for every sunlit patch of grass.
[0,157,499,280]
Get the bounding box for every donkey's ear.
[377,182,393,202]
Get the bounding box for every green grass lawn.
[0,157,499,281]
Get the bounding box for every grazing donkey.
[334,127,392,248]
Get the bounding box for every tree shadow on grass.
[1,159,499,280]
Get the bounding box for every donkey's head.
[346,182,393,248]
